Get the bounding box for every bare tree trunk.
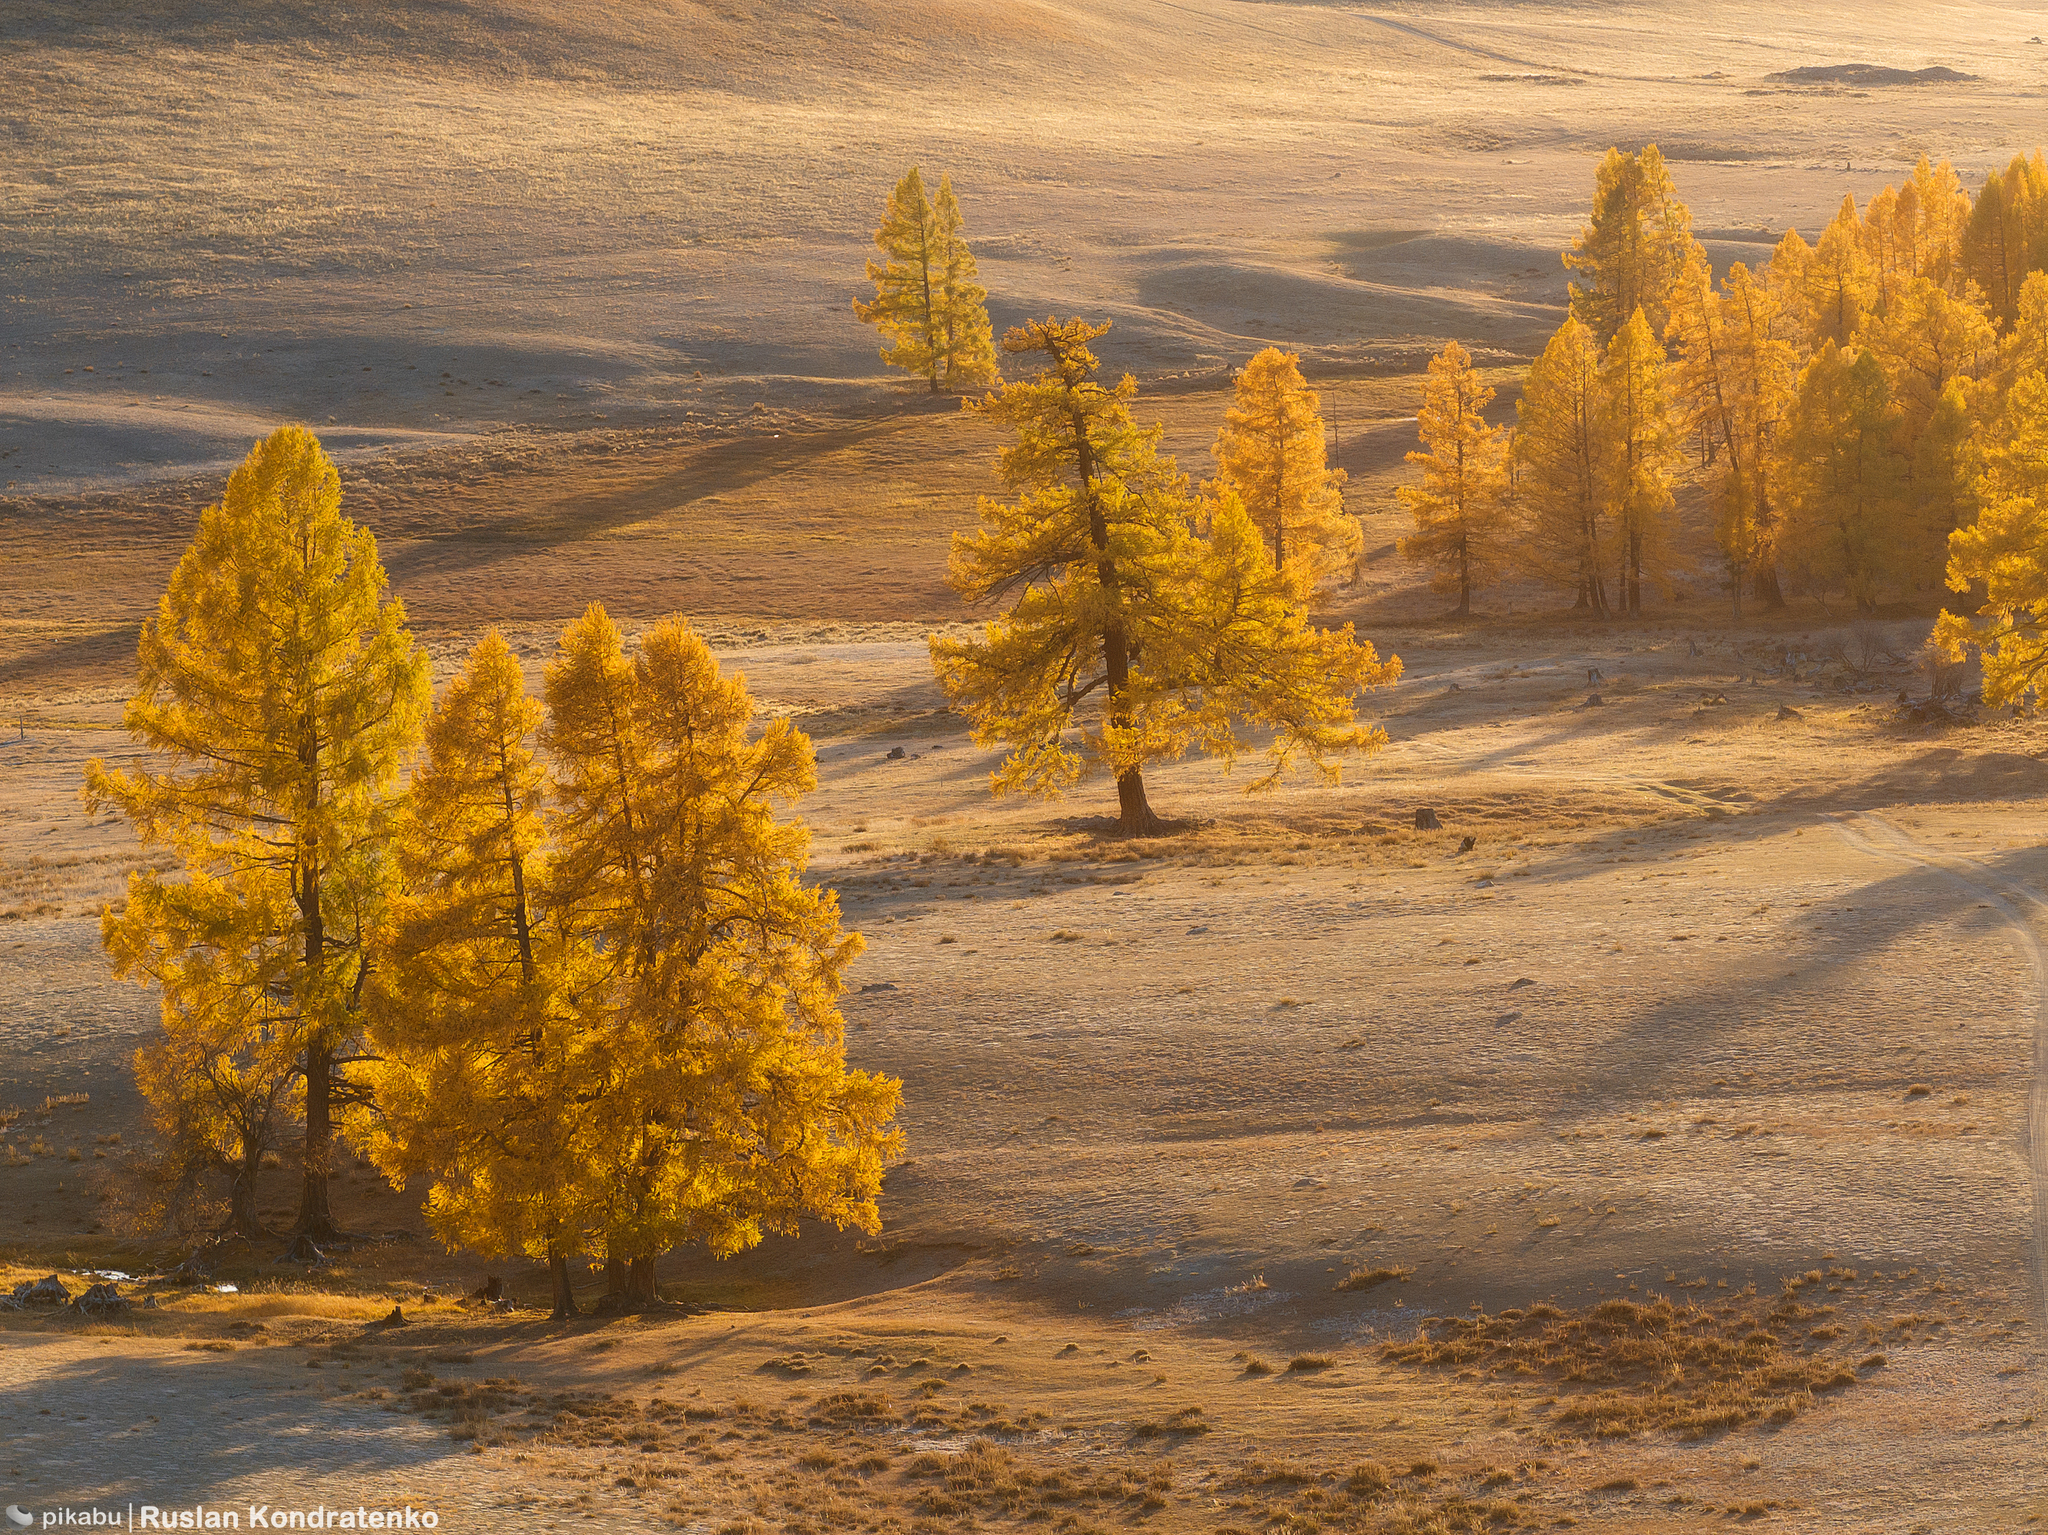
[1756,562,1786,610]
[628,1256,658,1304]
[605,1257,628,1300]
[227,1156,263,1238]
[1117,769,1162,836]
[296,1040,338,1239]
[549,1255,579,1320]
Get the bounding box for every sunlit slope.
[2,0,2043,488]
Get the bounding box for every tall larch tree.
[1598,309,1679,616]
[931,318,1399,834]
[854,167,999,394]
[1964,154,2048,328]
[1212,346,1359,585]
[1912,156,1973,292]
[1514,318,1609,611]
[1806,195,1876,349]
[1719,261,1798,612]
[932,174,1001,391]
[1668,254,1759,612]
[86,425,429,1244]
[359,632,603,1320]
[1860,184,1914,317]
[1399,339,1511,615]
[546,607,904,1306]
[1777,343,1903,611]
[1937,370,2048,698]
[1564,144,1700,344]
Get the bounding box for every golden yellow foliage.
[1212,346,1358,586]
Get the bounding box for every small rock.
[1585,693,1604,707]
[491,1297,517,1314]
[1457,835,1476,854]
[1186,924,1210,935]
[1414,808,1441,830]
[1495,1011,1523,1028]
[381,1305,407,1326]
[1508,977,1535,990]
[1291,1177,1328,1190]
[1777,704,1803,721]
[859,981,897,993]
[886,746,906,760]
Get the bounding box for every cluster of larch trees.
[1402,145,2048,624]
[88,427,901,1312]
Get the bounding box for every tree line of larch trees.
[1402,145,2048,674]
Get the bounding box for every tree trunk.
[605,1257,629,1299]
[1117,770,1163,837]
[550,1255,579,1320]
[227,1158,263,1238]
[628,1256,658,1304]
[295,1040,339,1239]
[1755,562,1786,610]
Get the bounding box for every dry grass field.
[7,2,2048,1531]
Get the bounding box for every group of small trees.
[1401,145,2048,622]
[90,427,901,1309]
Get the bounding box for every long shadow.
[378,408,956,590]
[6,1334,470,1508]
[0,624,140,692]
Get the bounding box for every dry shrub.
[1381,1295,1861,1438]
[1336,1265,1412,1291]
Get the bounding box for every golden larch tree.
[854,166,998,393]
[1912,156,1973,292]
[1514,318,1609,611]
[932,318,1399,835]
[1599,309,1679,617]
[1564,144,1699,343]
[1211,346,1359,584]
[86,425,429,1244]
[1806,195,1876,349]
[546,607,903,1306]
[359,631,605,1319]
[1937,370,2048,698]
[933,174,1001,391]
[1964,153,2048,327]
[1399,339,1511,615]
[1718,261,1799,613]
[1776,343,1903,611]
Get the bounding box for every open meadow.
[7,3,2048,1533]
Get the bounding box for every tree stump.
[1414,808,1441,830]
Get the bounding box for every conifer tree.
[1564,145,1700,343]
[1599,309,1678,616]
[1912,156,1973,292]
[854,167,998,393]
[1763,227,1817,347]
[854,167,943,390]
[1514,318,1609,611]
[1719,261,1799,612]
[1806,195,1876,349]
[931,319,1399,834]
[1937,370,2048,698]
[1777,343,1903,611]
[1399,339,1511,615]
[547,607,903,1305]
[1212,346,1359,584]
[2000,270,2048,381]
[1668,254,1761,612]
[86,425,429,1243]
[1964,154,2048,327]
[359,632,602,1319]
[933,175,1000,391]
[1860,184,1913,317]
